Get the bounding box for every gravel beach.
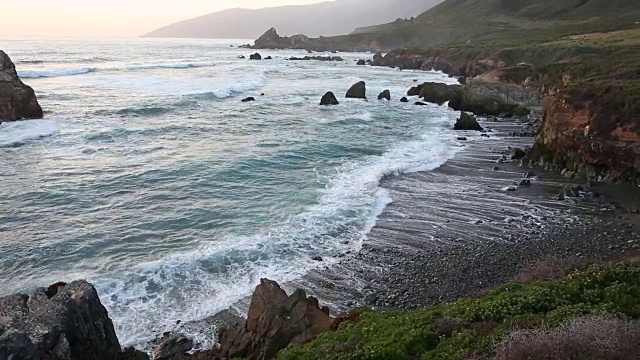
[292,115,640,313]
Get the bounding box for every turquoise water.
[0,38,461,346]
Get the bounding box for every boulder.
[0,281,124,360]
[249,53,262,60]
[217,279,333,360]
[356,59,366,66]
[419,82,463,105]
[153,336,194,360]
[320,91,339,106]
[345,81,366,99]
[0,50,43,121]
[264,56,273,60]
[377,90,391,101]
[400,97,409,103]
[407,83,425,96]
[454,112,484,131]
[241,97,255,102]
[511,148,527,160]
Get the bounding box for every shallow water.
[0,37,462,347]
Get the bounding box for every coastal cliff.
[529,89,640,183]
[0,50,43,121]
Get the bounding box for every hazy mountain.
[143,0,444,39]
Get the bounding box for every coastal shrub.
[278,261,640,360]
[513,257,593,283]
[493,316,640,360]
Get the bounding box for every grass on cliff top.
[278,258,640,360]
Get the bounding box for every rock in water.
[356,59,366,66]
[454,112,484,131]
[400,97,409,103]
[320,91,339,106]
[241,97,255,102]
[249,52,262,60]
[153,336,194,360]
[0,281,123,360]
[419,82,463,105]
[218,278,333,360]
[0,50,43,121]
[377,89,391,100]
[345,81,366,99]
[511,148,527,160]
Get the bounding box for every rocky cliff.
[0,50,43,121]
[0,281,148,360]
[529,88,640,184]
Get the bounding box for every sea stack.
[346,81,366,99]
[0,50,43,121]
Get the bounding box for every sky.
[2,0,327,37]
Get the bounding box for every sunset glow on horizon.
[2,0,328,37]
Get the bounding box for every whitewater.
[0,38,462,348]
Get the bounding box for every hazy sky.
[2,0,327,37]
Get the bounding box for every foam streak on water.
[0,38,462,348]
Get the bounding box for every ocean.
[0,38,462,347]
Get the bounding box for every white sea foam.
[0,120,57,147]
[95,120,461,350]
[18,67,96,78]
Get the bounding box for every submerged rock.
[378,89,391,100]
[217,278,333,360]
[241,97,256,102]
[346,81,366,99]
[0,50,43,121]
[453,112,484,131]
[415,101,427,106]
[320,91,339,105]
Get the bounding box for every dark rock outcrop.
[217,278,333,360]
[454,112,484,131]
[407,83,425,96]
[378,90,391,101]
[320,91,339,106]
[264,56,273,60]
[242,97,256,102]
[415,101,427,106]
[153,336,194,360]
[288,56,343,61]
[419,82,463,105]
[0,50,43,121]
[400,97,409,103]
[0,280,134,360]
[356,59,366,66]
[249,53,262,60]
[511,148,527,160]
[253,28,311,50]
[345,81,366,99]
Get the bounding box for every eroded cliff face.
[0,50,43,121]
[530,92,640,184]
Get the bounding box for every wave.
[15,56,112,65]
[93,127,461,350]
[18,67,96,79]
[193,74,266,99]
[122,60,224,71]
[0,120,57,148]
[16,60,226,79]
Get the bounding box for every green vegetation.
[279,259,640,360]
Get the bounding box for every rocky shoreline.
[0,51,43,121]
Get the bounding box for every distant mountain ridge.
[143,0,444,39]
